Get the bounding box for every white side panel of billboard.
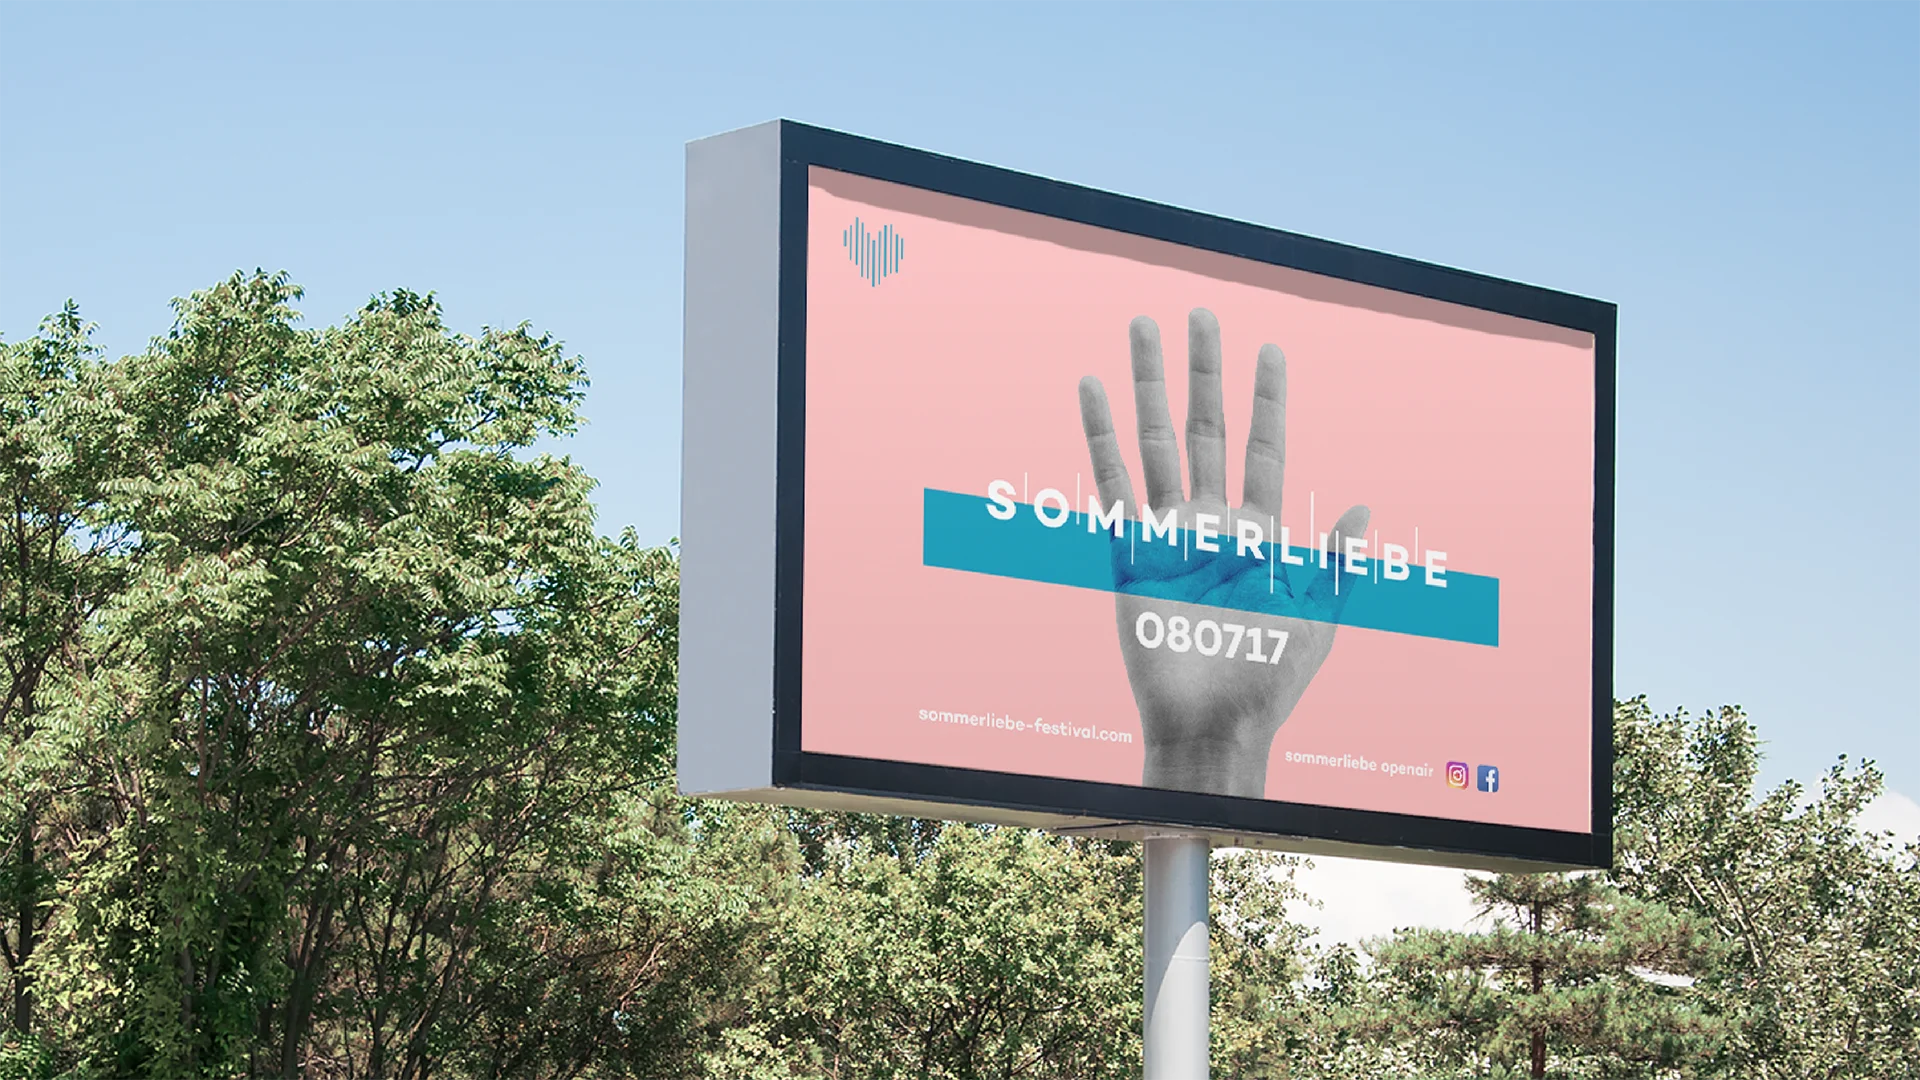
[678,122,781,797]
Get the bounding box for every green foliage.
[0,299,138,1049]
[1309,700,1920,1080]
[743,818,1144,1079]
[1612,698,1920,1079]
[2,274,763,1077]
[723,820,1315,1080]
[1208,850,1313,1075]
[1360,874,1723,1078]
[6,275,1916,1079]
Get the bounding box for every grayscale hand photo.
[1079,309,1369,798]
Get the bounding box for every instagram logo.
[1445,762,1469,789]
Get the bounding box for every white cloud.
[1858,789,1920,843]
[1287,855,1481,948]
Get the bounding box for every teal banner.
[921,488,1499,647]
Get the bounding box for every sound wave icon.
[844,217,904,287]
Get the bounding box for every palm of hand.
[1111,501,1337,762]
[1079,310,1367,798]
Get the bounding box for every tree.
[1319,700,1920,1080]
[1360,873,1723,1078]
[1612,698,1920,1079]
[3,272,777,1078]
[739,820,1144,1079]
[1208,849,1315,1077]
[0,302,142,1051]
[722,818,1322,1080]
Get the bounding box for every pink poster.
[800,167,1596,834]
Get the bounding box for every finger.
[1186,308,1227,503]
[1079,376,1137,517]
[1304,504,1372,617]
[1242,344,1286,514]
[1129,316,1183,508]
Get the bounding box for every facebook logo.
[1476,765,1500,793]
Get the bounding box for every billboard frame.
[686,119,1616,872]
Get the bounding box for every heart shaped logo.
[844,217,904,286]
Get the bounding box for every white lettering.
[1087,496,1125,537]
[1142,505,1179,545]
[1034,488,1070,528]
[1344,534,1368,576]
[1278,525,1305,566]
[1195,513,1221,553]
[1383,542,1410,581]
[1235,517,1265,559]
[986,479,1017,521]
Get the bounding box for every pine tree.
[1357,873,1725,1078]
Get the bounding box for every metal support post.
[1143,834,1210,1079]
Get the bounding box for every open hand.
[1078,309,1368,798]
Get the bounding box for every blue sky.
[3,3,1914,804]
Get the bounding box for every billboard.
[681,121,1615,871]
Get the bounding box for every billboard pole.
[1143,833,1210,1078]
